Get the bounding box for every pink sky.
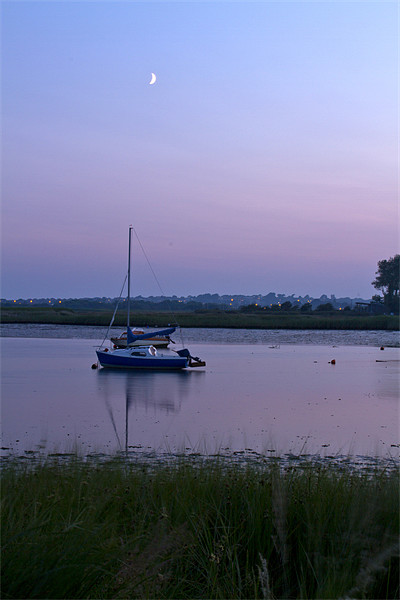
[1,1,398,299]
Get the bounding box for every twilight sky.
[1,1,398,299]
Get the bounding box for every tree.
[280,301,292,311]
[372,255,399,314]
[315,302,334,312]
[239,304,263,313]
[300,302,312,312]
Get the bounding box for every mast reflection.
[97,369,203,452]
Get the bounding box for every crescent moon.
[149,72,156,85]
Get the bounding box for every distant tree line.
[2,256,398,314]
[238,301,375,314]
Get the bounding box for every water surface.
[1,336,398,462]
[1,323,399,347]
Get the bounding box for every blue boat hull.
[96,350,188,370]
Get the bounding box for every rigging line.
[98,274,128,348]
[132,227,184,344]
[132,227,166,296]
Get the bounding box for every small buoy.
[380,346,384,351]
[91,363,98,369]
[330,359,336,365]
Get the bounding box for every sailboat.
[110,328,172,349]
[96,227,205,370]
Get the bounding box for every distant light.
[13,300,16,303]
[59,300,61,304]
[30,300,32,303]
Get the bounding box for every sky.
[1,1,398,299]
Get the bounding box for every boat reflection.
[97,368,204,452]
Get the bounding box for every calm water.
[2,323,399,347]
[1,327,399,463]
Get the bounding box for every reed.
[1,456,398,599]
[1,305,398,330]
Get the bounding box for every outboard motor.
[176,348,206,367]
[176,349,191,358]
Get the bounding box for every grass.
[1,456,398,599]
[1,305,399,330]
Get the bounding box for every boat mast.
[127,226,132,329]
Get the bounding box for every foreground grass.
[1,305,399,330]
[1,457,398,599]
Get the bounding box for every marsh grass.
[1,456,398,599]
[2,305,398,330]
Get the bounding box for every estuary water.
[1,326,399,465]
[2,323,399,347]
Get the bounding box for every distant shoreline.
[1,306,398,330]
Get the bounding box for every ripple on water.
[1,323,399,347]
[1,448,399,476]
